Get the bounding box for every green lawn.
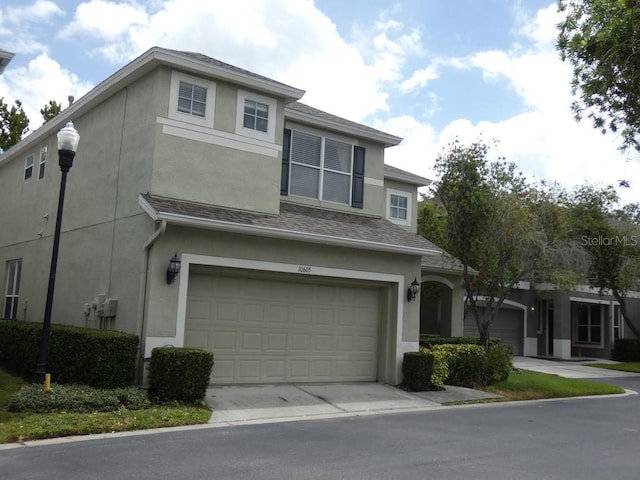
[0,370,211,444]
[484,369,625,401]
[586,362,640,373]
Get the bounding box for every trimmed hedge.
[8,384,151,413]
[419,334,502,348]
[402,351,435,391]
[612,338,640,362]
[0,320,138,388]
[148,347,214,404]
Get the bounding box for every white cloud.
[0,1,64,54]
[0,54,93,131]
[61,0,149,41]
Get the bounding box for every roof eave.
[139,195,438,257]
[285,109,402,147]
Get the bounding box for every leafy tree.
[40,100,62,122]
[417,196,448,249]
[433,139,544,349]
[0,98,29,152]
[558,0,640,151]
[564,184,640,337]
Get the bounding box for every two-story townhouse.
[0,47,465,385]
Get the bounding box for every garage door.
[464,308,523,355]
[185,273,380,384]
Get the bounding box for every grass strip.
[586,362,640,373]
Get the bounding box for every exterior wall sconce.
[166,253,181,284]
[407,277,420,302]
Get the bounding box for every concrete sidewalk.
[513,356,640,379]
[205,382,501,426]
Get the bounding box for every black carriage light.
[407,277,420,302]
[166,253,181,284]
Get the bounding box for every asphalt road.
[2,376,640,480]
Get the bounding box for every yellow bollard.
[44,373,51,392]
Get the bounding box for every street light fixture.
[35,121,80,384]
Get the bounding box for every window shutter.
[351,146,365,208]
[281,129,291,195]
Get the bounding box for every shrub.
[8,384,151,413]
[402,351,435,391]
[612,338,640,361]
[485,343,513,384]
[0,321,138,388]
[420,345,449,385]
[148,347,214,404]
[432,344,488,387]
[419,335,502,349]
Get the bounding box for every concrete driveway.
[205,382,501,426]
[205,357,639,427]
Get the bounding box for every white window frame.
[612,302,623,341]
[24,153,34,180]
[288,128,354,206]
[386,188,411,226]
[3,259,21,319]
[38,145,47,180]
[571,299,605,348]
[235,90,277,142]
[168,71,216,128]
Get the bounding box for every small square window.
[177,81,207,118]
[243,100,269,132]
[390,194,408,220]
[24,154,34,180]
[38,145,47,179]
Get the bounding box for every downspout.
[136,219,167,384]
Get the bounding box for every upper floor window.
[24,153,34,180]
[38,145,47,179]
[168,71,216,128]
[177,81,207,117]
[3,259,21,319]
[290,130,353,205]
[243,100,269,132]
[281,128,365,208]
[386,189,411,226]
[236,90,277,142]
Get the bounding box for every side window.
[386,189,411,225]
[38,145,47,179]
[168,71,216,128]
[24,153,34,180]
[236,90,277,142]
[3,259,21,319]
[243,100,269,132]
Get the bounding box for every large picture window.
[289,130,353,205]
[3,259,21,319]
[572,301,603,346]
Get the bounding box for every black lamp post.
[35,121,80,384]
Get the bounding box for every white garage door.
[185,273,380,384]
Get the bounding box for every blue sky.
[1,0,638,204]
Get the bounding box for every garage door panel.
[186,274,380,384]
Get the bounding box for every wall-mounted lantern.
[166,252,181,284]
[407,277,420,302]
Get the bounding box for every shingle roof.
[285,102,402,147]
[384,164,432,186]
[140,193,462,272]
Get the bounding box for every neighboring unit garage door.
[464,308,523,355]
[185,273,380,384]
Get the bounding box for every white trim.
[364,177,384,187]
[386,188,411,226]
[168,71,216,128]
[554,339,572,359]
[145,254,407,384]
[159,121,280,158]
[138,195,439,257]
[235,89,277,143]
[536,283,640,299]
